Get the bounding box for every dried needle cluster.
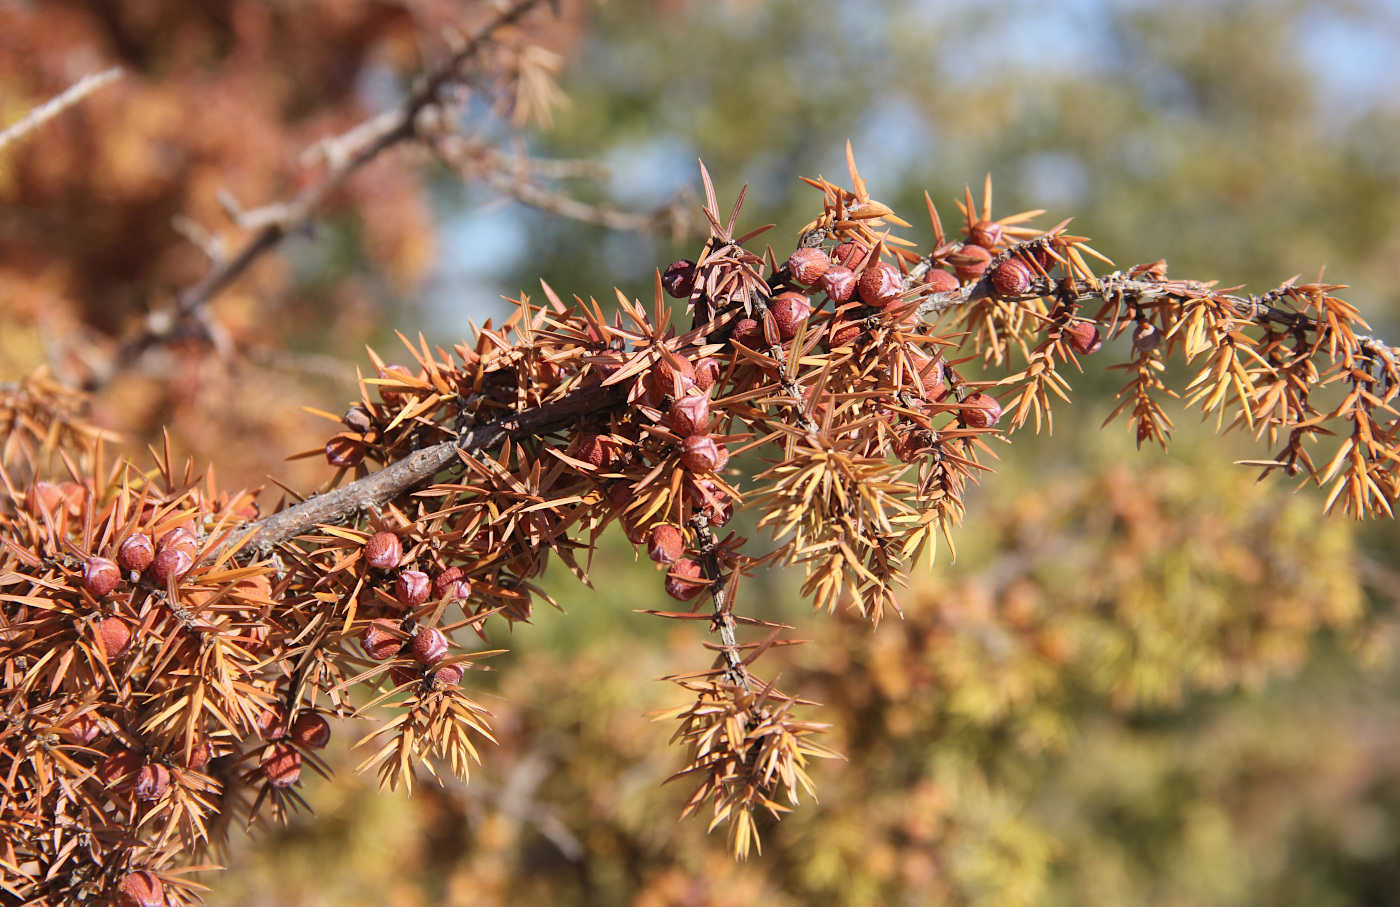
[4,147,1399,902]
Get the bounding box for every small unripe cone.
[185,738,214,769]
[389,663,420,687]
[343,404,373,433]
[377,364,416,407]
[770,291,812,341]
[412,626,450,666]
[133,762,170,801]
[256,703,290,741]
[647,524,686,564]
[655,355,695,397]
[155,526,198,558]
[925,268,960,295]
[364,531,402,570]
[291,713,332,749]
[262,743,302,788]
[951,244,992,281]
[832,241,868,268]
[24,481,64,518]
[83,557,121,597]
[662,259,698,298]
[680,434,724,473]
[118,870,164,907]
[146,547,193,587]
[577,433,623,470]
[665,559,707,601]
[118,534,155,573]
[67,711,102,745]
[1064,321,1103,355]
[819,265,857,302]
[433,663,463,688]
[361,618,403,660]
[326,434,366,468]
[100,748,142,791]
[967,219,1003,249]
[1133,321,1161,352]
[693,357,722,392]
[960,393,1004,429]
[669,394,711,437]
[395,570,431,609]
[730,318,763,347]
[787,247,832,285]
[990,258,1034,297]
[432,567,472,602]
[98,617,132,658]
[857,262,903,308]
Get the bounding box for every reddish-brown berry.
[432,567,472,602]
[693,357,722,392]
[364,531,402,570]
[680,434,724,473]
[412,627,449,666]
[185,738,214,769]
[326,434,366,468]
[83,557,121,597]
[66,711,102,745]
[100,748,142,791]
[952,244,993,281]
[770,291,812,340]
[1064,321,1104,355]
[577,433,623,470]
[155,526,198,557]
[960,393,1004,429]
[967,220,1003,249]
[118,870,164,907]
[343,404,373,433]
[731,318,764,347]
[262,743,302,788]
[1133,321,1161,352]
[857,262,903,308]
[117,534,155,573]
[669,393,711,437]
[389,663,420,687]
[395,570,431,609]
[24,481,63,519]
[825,309,864,349]
[819,265,857,302]
[361,618,403,660]
[655,354,695,397]
[647,524,686,564]
[256,703,290,741]
[925,268,960,295]
[146,547,193,587]
[662,260,698,298]
[377,364,416,407]
[665,559,707,601]
[133,763,170,801]
[990,258,1034,297]
[787,247,832,285]
[832,241,868,268]
[98,616,132,658]
[433,663,463,688]
[290,713,331,750]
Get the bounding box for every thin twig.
[0,67,124,153]
[106,0,552,381]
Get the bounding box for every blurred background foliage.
[4,0,1400,904]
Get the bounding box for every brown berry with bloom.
[412,627,449,666]
[395,570,431,609]
[83,557,121,597]
[731,318,764,348]
[819,265,857,302]
[361,618,403,660]
[291,713,332,750]
[97,616,132,658]
[432,567,472,602]
[665,558,707,601]
[656,354,695,397]
[326,434,366,468]
[968,219,1003,248]
[364,531,402,570]
[681,434,724,473]
[857,262,903,308]
[433,663,463,688]
[133,763,170,801]
[118,870,164,907]
[925,268,960,295]
[146,547,192,587]
[262,743,302,788]
[669,393,711,437]
[117,533,154,573]
[647,524,685,564]
[770,291,812,340]
[787,247,832,285]
[960,393,1004,429]
[1064,321,1104,355]
[693,357,722,392]
[990,258,1033,297]
[156,526,197,558]
[185,738,214,769]
[662,259,697,298]
[832,241,868,268]
[952,244,992,281]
